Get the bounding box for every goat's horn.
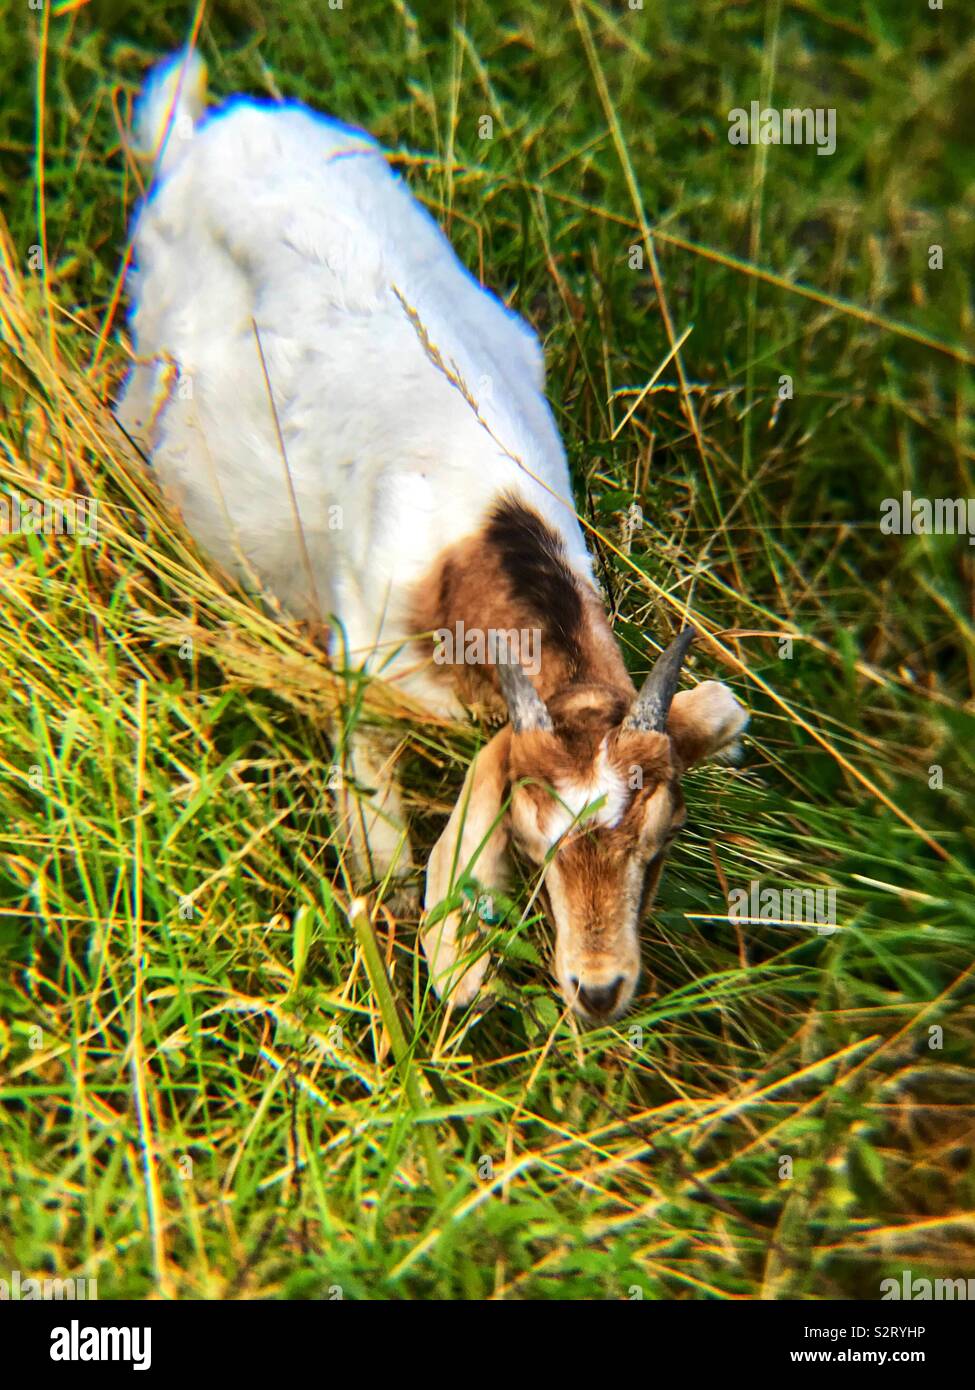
[623,626,696,733]
[497,661,553,734]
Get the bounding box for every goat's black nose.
[575,977,624,1017]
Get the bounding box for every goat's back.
[119,55,593,685]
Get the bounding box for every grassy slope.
[1,0,973,1298]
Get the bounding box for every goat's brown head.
[423,630,748,1023]
[494,630,748,1021]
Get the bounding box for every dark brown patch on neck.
[409,495,633,709]
[484,496,583,658]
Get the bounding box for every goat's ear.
[421,728,512,1006]
[426,728,512,903]
[667,681,749,770]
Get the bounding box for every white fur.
[545,741,629,843]
[119,51,596,717]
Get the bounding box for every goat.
[118,51,749,1023]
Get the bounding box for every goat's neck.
[410,496,634,710]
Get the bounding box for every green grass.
[1,0,973,1299]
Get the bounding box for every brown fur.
[409,495,632,708]
[413,499,748,1021]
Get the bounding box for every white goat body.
[120,51,594,719]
